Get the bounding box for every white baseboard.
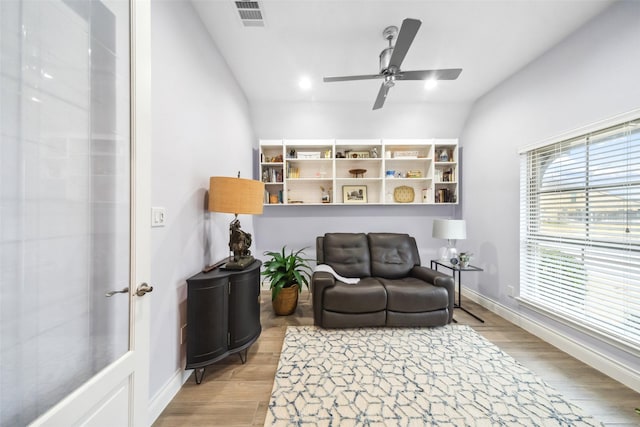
[148,368,192,425]
[463,288,640,393]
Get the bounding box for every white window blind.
[519,119,640,350]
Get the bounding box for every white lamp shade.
[432,219,466,240]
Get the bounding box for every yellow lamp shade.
[208,176,264,215]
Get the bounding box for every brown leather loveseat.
[312,232,455,328]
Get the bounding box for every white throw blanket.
[313,264,360,285]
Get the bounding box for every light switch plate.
[151,207,166,227]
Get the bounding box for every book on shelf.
[262,167,283,183]
[435,188,449,203]
[286,165,299,179]
[434,188,457,203]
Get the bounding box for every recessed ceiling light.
[424,79,438,90]
[298,76,312,91]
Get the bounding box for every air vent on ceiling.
[235,1,264,27]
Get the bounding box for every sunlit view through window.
[520,120,640,349]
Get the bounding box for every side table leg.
[458,306,485,323]
[454,268,485,323]
[457,270,461,308]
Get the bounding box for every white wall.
[252,101,471,139]
[461,0,640,377]
[252,101,471,263]
[149,0,255,410]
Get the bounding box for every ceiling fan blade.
[388,18,421,70]
[373,82,391,110]
[323,74,384,82]
[396,68,463,81]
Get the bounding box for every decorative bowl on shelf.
[393,186,415,203]
[349,169,367,178]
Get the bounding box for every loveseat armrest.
[410,266,455,323]
[311,271,337,326]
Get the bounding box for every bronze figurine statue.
[226,218,254,269]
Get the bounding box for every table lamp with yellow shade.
[208,173,264,270]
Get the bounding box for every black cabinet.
[186,260,261,384]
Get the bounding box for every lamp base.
[439,247,459,263]
[446,246,458,260]
[437,246,449,260]
[223,255,255,270]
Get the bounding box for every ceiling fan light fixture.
[298,76,312,91]
[384,75,396,88]
[322,18,462,110]
[424,79,438,90]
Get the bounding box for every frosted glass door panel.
[0,1,131,425]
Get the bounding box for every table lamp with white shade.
[432,219,466,261]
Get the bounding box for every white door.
[0,0,151,426]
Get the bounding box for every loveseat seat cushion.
[368,233,420,279]
[323,233,371,277]
[378,277,449,313]
[322,278,386,314]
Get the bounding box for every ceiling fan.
[323,18,462,110]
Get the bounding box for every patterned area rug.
[265,325,603,426]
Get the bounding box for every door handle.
[135,282,154,297]
[106,287,129,297]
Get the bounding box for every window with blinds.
[519,119,640,350]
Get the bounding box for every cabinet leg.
[194,368,206,384]
[238,348,248,364]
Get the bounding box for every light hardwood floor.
[153,292,640,426]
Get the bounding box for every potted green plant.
[261,246,312,315]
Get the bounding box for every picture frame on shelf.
[343,185,368,203]
[346,151,370,159]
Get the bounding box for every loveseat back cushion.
[368,233,420,279]
[321,233,371,277]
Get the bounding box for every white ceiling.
[192,0,614,107]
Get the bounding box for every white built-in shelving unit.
[259,139,458,206]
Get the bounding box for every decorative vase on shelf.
[439,150,449,162]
